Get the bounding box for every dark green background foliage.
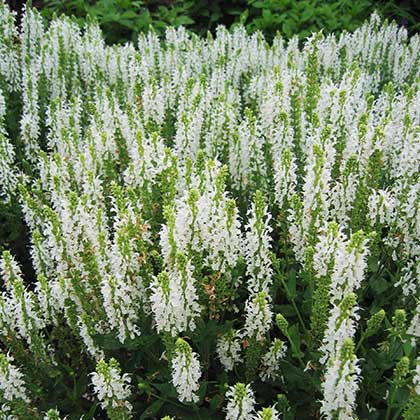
[7,0,420,43]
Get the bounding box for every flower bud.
[276,314,289,336]
[366,309,385,337]
[394,356,410,387]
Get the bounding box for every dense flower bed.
[0,2,420,419]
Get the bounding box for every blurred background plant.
[241,0,420,40]
[6,0,420,44]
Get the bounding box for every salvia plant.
[0,2,420,419]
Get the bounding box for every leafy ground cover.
[6,1,420,44]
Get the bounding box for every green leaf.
[120,10,139,19]
[301,7,314,22]
[252,1,267,9]
[209,394,224,410]
[262,8,273,24]
[403,340,413,357]
[240,9,249,24]
[139,399,164,419]
[287,270,297,299]
[282,20,293,38]
[175,16,195,26]
[118,19,137,30]
[197,380,208,400]
[288,323,304,358]
[93,332,158,350]
[86,402,99,420]
[274,304,296,317]
[153,382,179,399]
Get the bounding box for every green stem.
[285,332,305,370]
[194,404,202,420]
[355,331,366,353]
[392,406,404,420]
[278,274,307,335]
[385,387,397,420]
[149,390,185,410]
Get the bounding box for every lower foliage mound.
[0,2,420,419]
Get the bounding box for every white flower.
[396,261,420,298]
[244,191,273,295]
[171,338,201,403]
[225,383,255,420]
[313,223,344,278]
[320,294,359,364]
[0,353,29,403]
[330,232,369,302]
[413,358,420,395]
[253,406,281,420]
[321,339,361,420]
[19,6,43,163]
[329,166,359,226]
[367,189,395,226]
[174,81,204,162]
[0,3,19,89]
[150,256,201,336]
[91,358,132,413]
[43,408,64,420]
[288,140,335,262]
[0,90,17,202]
[0,403,19,420]
[77,316,104,361]
[160,159,242,273]
[274,147,297,208]
[243,292,272,342]
[0,252,46,349]
[0,251,23,292]
[101,199,145,343]
[123,131,167,192]
[260,339,287,381]
[407,300,420,339]
[229,110,265,191]
[216,330,242,371]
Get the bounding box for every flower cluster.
[259,338,287,382]
[171,338,201,403]
[90,358,132,420]
[0,2,419,418]
[216,329,243,371]
[0,353,29,403]
[321,339,361,420]
[225,383,256,420]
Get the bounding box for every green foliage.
[403,395,420,420]
[38,0,420,44]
